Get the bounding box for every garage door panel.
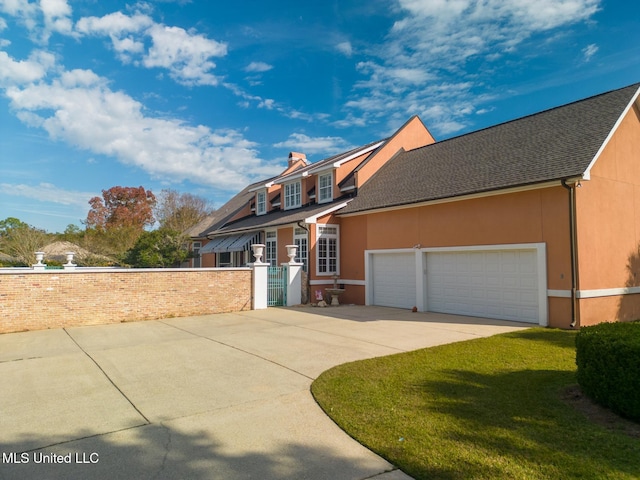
[427,249,540,324]
[372,253,416,309]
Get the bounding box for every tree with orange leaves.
[85,186,157,257]
[86,186,156,230]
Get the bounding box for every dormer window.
[284,181,301,209]
[318,172,333,203]
[256,190,266,215]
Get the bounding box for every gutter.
[561,179,580,328]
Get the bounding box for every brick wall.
[0,268,252,334]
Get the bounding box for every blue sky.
[1,0,639,233]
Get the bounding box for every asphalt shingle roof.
[341,83,640,215]
[211,198,351,235]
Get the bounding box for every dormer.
[255,189,267,215]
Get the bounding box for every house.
[191,82,640,329]
[187,116,433,294]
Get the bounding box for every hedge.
[575,321,640,422]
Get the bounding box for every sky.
[0,0,639,233]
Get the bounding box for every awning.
[200,232,261,254]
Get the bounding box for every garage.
[370,252,417,309]
[426,249,540,323]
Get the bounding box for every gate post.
[250,244,268,310]
[284,245,303,306]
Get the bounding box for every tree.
[124,228,192,268]
[86,186,156,230]
[85,186,157,256]
[155,189,213,233]
[0,217,50,265]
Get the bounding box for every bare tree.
[155,189,214,233]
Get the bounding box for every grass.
[311,328,640,480]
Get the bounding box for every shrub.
[575,321,640,421]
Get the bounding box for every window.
[318,172,333,203]
[316,224,339,275]
[192,242,201,268]
[256,190,266,215]
[218,252,231,267]
[284,181,301,209]
[266,230,277,266]
[294,227,308,271]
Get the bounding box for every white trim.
[582,86,640,181]
[547,287,640,299]
[249,181,274,193]
[308,141,385,174]
[318,171,333,203]
[548,289,571,298]
[273,171,310,184]
[304,201,350,224]
[577,286,640,299]
[316,223,340,276]
[339,181,560,218]
[283,180,302,210]
[256,190,267,215]
[365,243,549,326]
[310,279,365,286]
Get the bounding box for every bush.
[575,321,640,421]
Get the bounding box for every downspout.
[297,221,311,304]
[561,179,578,328]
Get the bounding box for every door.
[371,252,417,309]
[426,249,539,323]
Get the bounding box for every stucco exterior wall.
[575,102,640,325]
[0,268,252,334]
[355,117,435,188]
[339,187,573,327]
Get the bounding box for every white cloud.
[341,0,602,135]
[0,49,55,85]
[75,11,153,36]
[76,11,226,86]
[273,133,352,155]
[40,0,74,38]
[143,24,227,86]
[0,0,75,42]
[582,43,598,62]
[4,65,281,191]
[244,61,273,73]
[0,182,94,207]
[336,41,353,57]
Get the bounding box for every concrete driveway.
[0,306,531,480]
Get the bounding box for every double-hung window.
[284,181,301,209]
[316,224,339,275]
[318,172,333,203]
[256,190,266,215]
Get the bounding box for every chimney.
[288,152,307,168]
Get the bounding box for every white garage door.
[426,249,539,323]
[371,253,416,309]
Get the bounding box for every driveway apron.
[0,306,530,480]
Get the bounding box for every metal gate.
[267,266,287,306]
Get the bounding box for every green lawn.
[311,328,640,480]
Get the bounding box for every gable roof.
[188,182,265,238]
[198,139,389,238]
[341,83,640,215]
